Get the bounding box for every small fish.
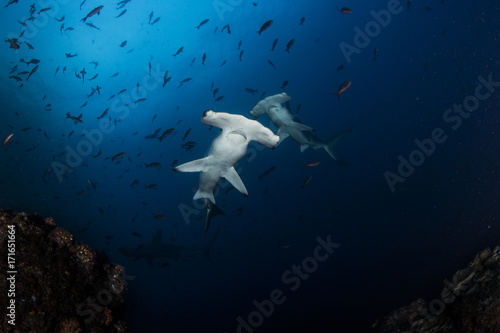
[148,11,153,23]
[153,214,166,220]
[130,179,139,187]
[66,112,83,124]
[120,40,127,47]
[55,15,65,22]
[162,71,171,87]
[85,22,100,30]
[116,9,127,18]
[134,98,146,104]
[3,133,13,151]
[177,77,191,88]
[24,41,34,50]
[172,46,184,57]
[88,73,98,81]
[111,152,126,161]
[117,88,126,95]
[88,179,97,191]
[258,166,276,180]
[213,88,219,97]
[9,65,18,74]
[145,162,161,168]
[239,50,244,61]
[267,60,276,69]
[336,64,344,72]
[64,27,74,31]
[257,20,273,35]
[285,39,295,53]
[80,0,86,10]
[38,7,51,14]
[215,96,224,101]
[182,128,191,141]
[93,148,102,158]
[271,38,278,51]
[332,81,351,99]
[97,108,109,120]
[196,19,209,29]
[150,17,160,25]
[374,47,379,61]
[26,65,39,80]
[190,57,196,66]
[220,60,227,67]
[144,184,158,189]
[302,175,312,188]
[237,40,242,50]
[336,6,352,14]
[81,5,103,23]
[65,53,78,58]
[299,17,305,25]
[281,80,288,90]
[80,101,87,108]
[181,141,196,151]
[202,53,207,65]
[159,128,175,141]
[6,38,20,50]
[304,161,320,168]
[245,88,257,94]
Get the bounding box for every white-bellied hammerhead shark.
[174,110,279,232]
[250,92,354,161]
[118,228,219,266]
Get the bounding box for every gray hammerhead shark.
[174,110,279,232]
[250,92,354,161]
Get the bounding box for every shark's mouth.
[228,129,247,140]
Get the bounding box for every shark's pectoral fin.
[300,144,309,152]
[290,121,314,132]
[276,128,289,144]
[173,157,210,173]
[222,166,248,196]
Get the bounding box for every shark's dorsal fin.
[152,230,162,244]
[222,166,248,196]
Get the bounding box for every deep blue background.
[1,0,499,332]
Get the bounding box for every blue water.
[1,0,499,332]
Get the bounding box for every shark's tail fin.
[324,126,354,161]
[203,227,220,261]
[205,199,225,235]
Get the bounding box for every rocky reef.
[0,209,129,333]
[380,246,500,333]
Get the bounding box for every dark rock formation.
[0,210,129,333]
[380,246,500,333]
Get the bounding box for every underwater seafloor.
[1,0,500,332]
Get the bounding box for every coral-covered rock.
[380,246,500,333]
[0,210,129,333]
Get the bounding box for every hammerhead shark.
[174,110,279,232]
[118,228,219,266]
[250,92,354,161]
